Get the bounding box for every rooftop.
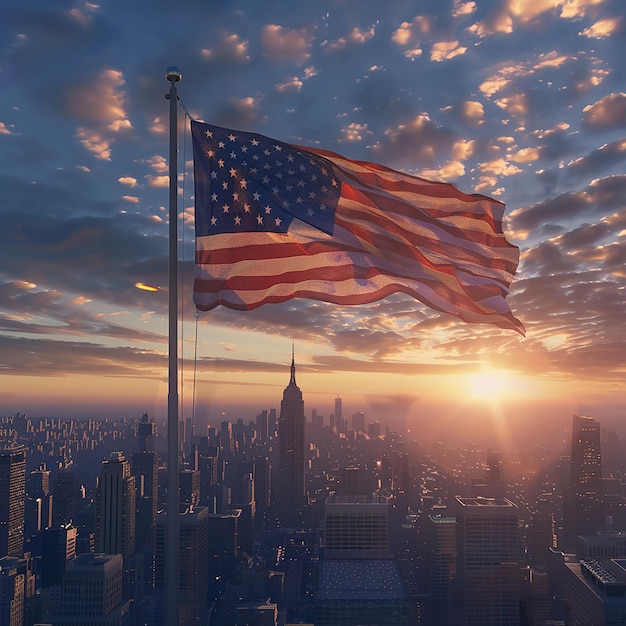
[317,559,407,601]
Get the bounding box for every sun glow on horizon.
[465,369,519,404]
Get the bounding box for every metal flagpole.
[165,66,181,626]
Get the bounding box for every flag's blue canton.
[192,122,340,238]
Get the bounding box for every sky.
[1,0,625,442]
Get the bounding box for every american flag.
[191,120,524,334]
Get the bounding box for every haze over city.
[1,0,625,444]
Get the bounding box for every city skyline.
[1,0,625,434]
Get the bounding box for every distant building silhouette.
[277,350,306,525]
[351,411,365,433]
[334,397,343,434]
[0,447,26,558]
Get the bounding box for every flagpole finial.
[166,66,182,83]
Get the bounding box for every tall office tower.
[340,467,361,496]
[324,495,389,559]
[0,447,26,558]
[256,409,269,442]
[154,507,209,626]
[278,351,306,525]
[0,556,25,626]
[220,421,234,456]
[52,464,80,527]
[207,510,240,595]
[48,553,131,624]
[429,514,457,626]
[26,463,53,536]
[317,496,413,624]
[564,414,603,550]
[368,420,382,439]
[456,497,521,626]
[136,412,155,452]
[131,449,158,551]
[268,408,277,438]
[253,456,271,521]
[311,409,324,430]
[351,411,365,433]
[184,416,194,460]
[179,468,200,507]
[95,452,136,557]
[334,396,343,433]
[41,523,77,589]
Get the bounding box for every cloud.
[144,155,168,174]
[213,97,261,129]
[118,176,137,187]
[461,101,484,126]
[145,175,169,188]
[261,24,314,64]
[275,77,303,93]
[579,17,622,39]
[430,40,467,62]
[509,175,626,237]
[582,93,626,130]
[326,26,376,51]
[453,1,477,17]
[391,18,425,59]
[201,31,249,63]
[480,52,572,99]
[561,0,608,20]
[339,122,371,143]
[566,138,626,177]
[65,69,128,124]
[64,69,132,160]
[373,113,457,169]
[510,147,540,163]
[479,158,523,176]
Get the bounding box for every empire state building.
[278,350,306,525]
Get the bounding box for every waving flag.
[191,120,524,334]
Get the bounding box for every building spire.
[290,341,297,385]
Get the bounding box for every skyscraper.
[317,496,413,624]
[52,464,80,527]
[324,495,389,559]
[95,452,136,557]
[429,514,457,626]
[565,414,603,550]
[0,556,25,626]
[131,412,158,553]
[456,496,520,626]
[278,350,306,525]
[47,553,131,624]
[0,447,26,558]
[334,396,343,433]
[41,523,77,589]
[155,507,209,626]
